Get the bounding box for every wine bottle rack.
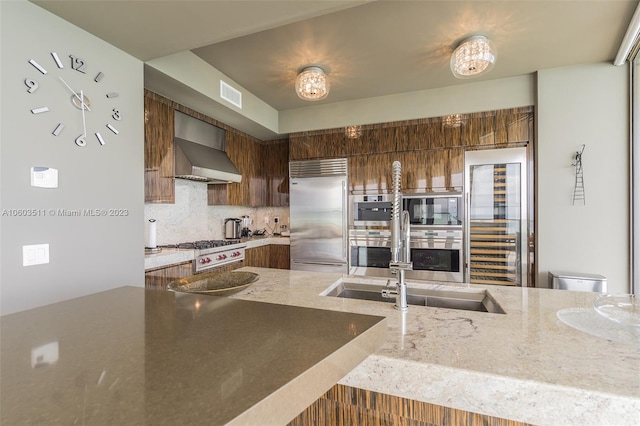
[468,164,520,286]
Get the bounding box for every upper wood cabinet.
[144,91,288,207]
[291,107,533,194]
[209,137,289,207]
[209,132,265,206]
[144,94,175,203]
[264,140,289,207]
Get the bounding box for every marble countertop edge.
[340,354,640,426]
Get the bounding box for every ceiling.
[31,0,638,113]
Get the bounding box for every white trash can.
[548,271,607,292]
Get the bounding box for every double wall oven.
[348,192,464,282]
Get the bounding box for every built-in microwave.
[401,193,463,227]
[350,194,394,227]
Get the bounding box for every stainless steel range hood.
[174,111,242,184]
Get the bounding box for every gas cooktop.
[159,240,241,250]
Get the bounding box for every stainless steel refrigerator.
[289,158,348,273]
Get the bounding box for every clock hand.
[80,90,87,137]
[58,76,91,111]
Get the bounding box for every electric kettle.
[224,218,241,239]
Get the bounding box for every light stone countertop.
[229,267,640,426]
[144,237,289,271]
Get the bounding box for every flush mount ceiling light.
[450,35,496,79]
[345,125,362,139]
[295,66,329,101]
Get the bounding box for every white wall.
[537,63,630,293]
[0,1,145,314]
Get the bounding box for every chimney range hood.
[174,110,242,184]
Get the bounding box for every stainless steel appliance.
[349,224,463,282]
[348,229,393,278]
[350,193,393,227]
[158,240,246,273]
[173,111,242,184]
[402,193,463,227]
[406,229,463,282]
[224,218,241,239]
[289,158,348,273]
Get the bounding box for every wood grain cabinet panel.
[144,94,175,203]
[289,131,348,160]
[210,133,290,207]
[245,246,270,268]
[245,244,290,269]
[209,131,268,207]
[144,261,193,290]
[292,107,532,195]
[264,140,289,207]
[269,245,290,269]
[289,384,533,426]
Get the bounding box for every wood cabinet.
[245,244,290,269]
[290,107,533,195]
[144,90,287,207]
[144,93,175,203]
[289,384,532,426]
[209,132,266,206]
[264,140,289,207]
[269,245,290,269]
[144,261,193,290]
[209,138,289,207]
[245,245,270,268]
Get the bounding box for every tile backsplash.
[144,180,289,244]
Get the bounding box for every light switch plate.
[31,166,58,188]
[23,244,49,266]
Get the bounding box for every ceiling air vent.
[220,80,242,108]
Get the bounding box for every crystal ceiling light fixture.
[295,66,329,101]
[345,125,362,139]
[450,35,496,79]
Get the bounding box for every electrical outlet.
[274,217,279,224]
[264,217,270,224]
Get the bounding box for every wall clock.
[25,52,122,147]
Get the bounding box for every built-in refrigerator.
[289,158,348,273]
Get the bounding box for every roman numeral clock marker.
[25,51,123,148]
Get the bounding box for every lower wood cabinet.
[144,261,194,290]
[245,244,290,269]
[270,245,290,269]
[288,384,533,426]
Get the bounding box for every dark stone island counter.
[0,286,386,425]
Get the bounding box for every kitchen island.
[2,268,638,425]
[230,267,640,426]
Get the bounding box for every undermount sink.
[168,271,259,296]
[322,278,505,314]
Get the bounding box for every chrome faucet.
[387,161,412,311]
